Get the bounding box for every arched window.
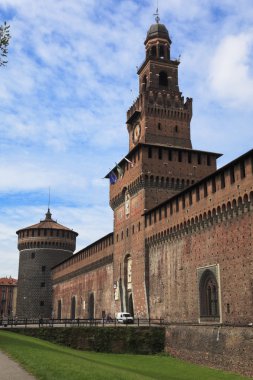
[57,299,62,319]
[70,296,76,319]
[159,71,168,86]
[167,47,170,60]
[142,75,147,90]
[151,45,156,57]
[159,45,164,58]
[199,270,219,318]
[88,293,94,319]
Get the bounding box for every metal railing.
[0,317,165,328]
[1,318,251,329]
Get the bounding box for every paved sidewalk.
[0,351,36,379]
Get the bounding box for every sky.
[0,0,253,278]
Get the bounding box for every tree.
[0,22,10,66]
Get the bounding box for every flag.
[115,163,124,178]
[109,170,117,185]
[124,157,134,167]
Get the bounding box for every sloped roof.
[0,277,17,285]
[145,23,171,44]
[16,209,78,235]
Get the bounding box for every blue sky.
[0,0,253,277]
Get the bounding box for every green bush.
[9,326,165,354]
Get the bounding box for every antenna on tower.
[48,186,51,210]
[45,187,52,220]
[153,1,160,24]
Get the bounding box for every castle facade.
[14,18,253,377]
[49,20,253,326]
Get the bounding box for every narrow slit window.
[230,167,235,184]
[240,161,245,179]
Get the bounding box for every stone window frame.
[197,264,222,323]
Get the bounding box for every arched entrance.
[70,296,76,319]
[128,293,134,317]
[88,293,94,319]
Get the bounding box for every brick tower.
[16,209,78,318]
[108,16,221,318]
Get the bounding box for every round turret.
[16,209,78,319]
[16,209,77,253]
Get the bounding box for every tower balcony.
[126,95,144,125]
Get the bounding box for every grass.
[0,331,250,380]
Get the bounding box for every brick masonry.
[16,210,78,318]
[16,19,253,376]
[145,152,253,325]
[51,21,253,326]
[165,325,253,377]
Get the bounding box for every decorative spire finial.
[45,208,52,220]
[153,2,160,24]
[45,186,52,219]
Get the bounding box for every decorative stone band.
[110,175,189,210]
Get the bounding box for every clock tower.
[107,15,221,318]
[127,18,192,152]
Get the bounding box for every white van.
[116,312,134,324]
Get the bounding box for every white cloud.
[0,0,253,277]
[208,32,253,107]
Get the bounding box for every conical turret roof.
[16,209,78,235]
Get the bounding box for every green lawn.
[0,331,250,380]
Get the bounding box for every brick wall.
[145,150,253,324]
[17,248,73,319]
[52,233,114,319]
[165,325,253,378]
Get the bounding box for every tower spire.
[48,186,51,210]
[153,2,160,24]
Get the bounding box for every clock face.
[132,123,141,144]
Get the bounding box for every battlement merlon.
[126,93,193,126]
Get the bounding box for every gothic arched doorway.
[70,296,76,320]
[88,293,94,320]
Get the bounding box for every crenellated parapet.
[126,94,143,124]
[145,149,253,243]
[144,91,192,120]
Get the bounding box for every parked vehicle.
[116,312,134,324]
